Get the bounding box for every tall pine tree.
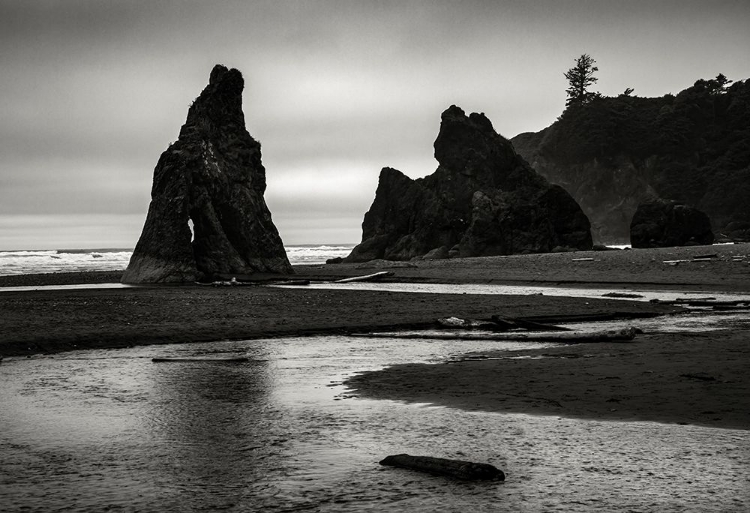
[565,54,599,106]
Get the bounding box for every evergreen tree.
[564,54,599,106]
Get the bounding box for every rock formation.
[630,199,714,248]
[512,76,750,244]
[123,65,292,283]
[345,106,592,262]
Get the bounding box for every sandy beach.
[2,243,749,431]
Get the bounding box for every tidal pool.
[1,335,748,512]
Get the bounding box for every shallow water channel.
[2,327,749,511]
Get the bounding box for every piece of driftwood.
[438,316,570,332]
[273,279,311,286]
[152,357,250,363]
[356,326,638,343]
[437,317,502,330]
[334,271,394,283]
[491,316,571,332]
[380,454,505,481]
[518,311,664,323]
[651,298,748,308]
[601,292,645,299]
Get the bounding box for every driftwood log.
[356,326,638,343]
[335,271,394,283]
[437,316,571,332]
[380,454,505,481]
[152,357,250,363]
[437,317,501,330]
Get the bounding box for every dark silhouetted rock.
[123,65,292,283]
[421,246,450,260]
[630,199,714,248]
[721,221,750,242]
[345,106,592,262]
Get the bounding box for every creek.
[2,327,749,511]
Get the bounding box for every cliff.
[123,65,292,283]
[512,77,750,244]
[345,106,592,262]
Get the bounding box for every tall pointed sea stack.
[123,65,292,283]
[345,105,592,262]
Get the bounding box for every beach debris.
[334,271,394,283]
[379,454,505,481]
[355,260,417,269]
[649,298,750,309]
[437,316,570,332]
[437,317,503,330]
[152,356,250,363]
[272,279,311,286]
[692,253,719,261]
[514,311,665,323]
[211,277,241,286]
[602,292,645,299]
[490,316,571,332]
[355,326,638,343]
[663,259,690,265]
[571,257,594,262]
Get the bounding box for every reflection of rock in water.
[123,65,291,284]
[145,355,289,507]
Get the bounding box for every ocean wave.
[0,245,355,276]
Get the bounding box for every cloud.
[1,0,749,250]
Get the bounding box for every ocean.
[0,245,355,277]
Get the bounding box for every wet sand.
[2,243,749,430]
[345,329,750,430]
[0,285,676,356]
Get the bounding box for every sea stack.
[630,199,714,248]
[123,65,292,283]
[345,105,592,262]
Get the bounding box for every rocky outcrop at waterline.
[630,199,714,248]
[344,105,592,262]
[123,65,292,283]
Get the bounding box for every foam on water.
[0,249,133,276]
[0,244,356,276]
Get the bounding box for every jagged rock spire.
[123,65,292,283]
[345,105,592,262]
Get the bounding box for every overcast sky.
[1,0,749,250]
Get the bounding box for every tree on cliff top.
[565,54,599,107]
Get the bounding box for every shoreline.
[1,242,749,291]
[0,285,679,357]
[2,243,749,431]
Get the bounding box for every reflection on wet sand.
[145,357,276,509]
[1,335,749,511]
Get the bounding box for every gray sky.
[1,0,749,250]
